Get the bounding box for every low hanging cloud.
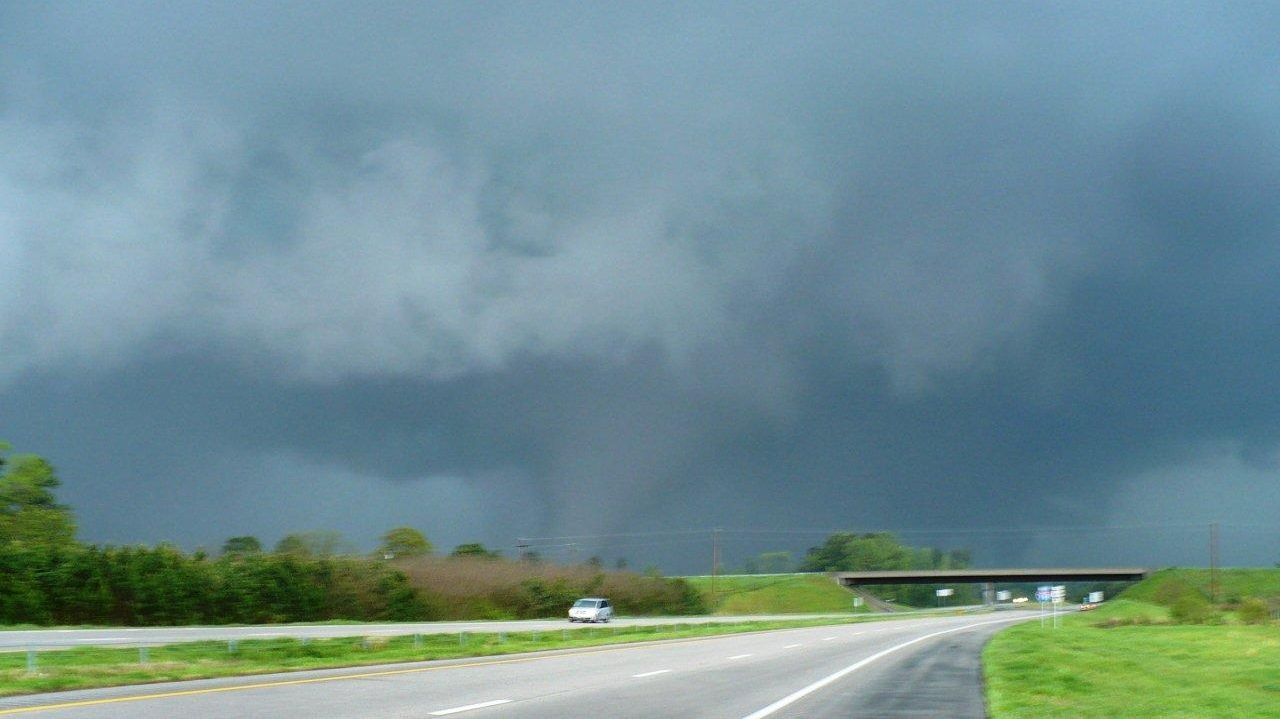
[3,3,1280,567]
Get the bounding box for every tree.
[450,543,499,559]
[222,536,263,556]
[800,533,911,572]
[741,551,793,573]
[758,551,793,573]
[0,447,77,548]
[378,527,432,558]
[275,530,348,558]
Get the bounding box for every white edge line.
[820,637,836,641]
[739,616,1030,719]
[632,669,671,678]
[728,653,754,660]
[783,643,802,649]
[429,699,512,716]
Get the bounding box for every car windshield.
[573,599,598,608]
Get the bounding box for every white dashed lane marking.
[429,699,512,716]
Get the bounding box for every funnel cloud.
[2,3,1279,570]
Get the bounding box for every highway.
[0,612,1033,718]
[0,615,852,650]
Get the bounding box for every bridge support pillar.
[983,582,995,606]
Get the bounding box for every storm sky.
[2,2,1279,571]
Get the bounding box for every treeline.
[798,531,979,607]
[0,443,704,626]
[0,544,424,625]
[0,544,706,626]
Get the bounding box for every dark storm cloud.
[3,3,1280,568]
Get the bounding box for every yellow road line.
[0,654,542,715]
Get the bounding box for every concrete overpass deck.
[834,568,1150,586]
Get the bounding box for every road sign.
[936,588,954,597]
[1035,586,1051,602]
[1088,591,1104,603]
[996,590,1012,601]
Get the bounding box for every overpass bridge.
[833,568,1151,605]
[833,568,1150,586]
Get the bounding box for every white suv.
[568,597,613,623]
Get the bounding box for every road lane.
[0,612,1034,718]
[0,615,853,650]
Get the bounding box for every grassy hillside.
[1120,567,1280,605]
[985,599,1280,718]
[683,573,866,614]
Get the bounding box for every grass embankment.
[684,573,866,614]
[1120,567,1280,604]
[985,597,1280,718]
[0,617,861,697]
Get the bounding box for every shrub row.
[0,546,706,626]
[0,544,426,626]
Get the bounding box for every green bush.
[512,578,581,618]
[1237,597,1270,625]
[0,544,435,626]
[1170,592,1213,624]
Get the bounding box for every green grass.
[683,573,867,615]
[985,600,1280,718]
[0,617,867,697]
[1120,568,1280,604]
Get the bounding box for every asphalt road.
[0,615,855,650]
[0,612,1034,718]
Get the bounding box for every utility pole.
[711,528,722,607]
[1209,522,1220,604]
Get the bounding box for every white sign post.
[936,587,954,608]
[1036,586,1051,626]
[1051,585,1066,628]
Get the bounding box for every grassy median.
[984,600,1280,718]
[0,617,868,697]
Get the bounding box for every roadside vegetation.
[393,556,704,619]
[0,442,703,627]
[985,572,1280,719]
[0,617,862,697]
